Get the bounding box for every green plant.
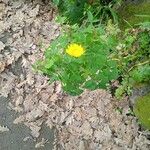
[134,93,150,130]
[36,0,149,99]
[117,1,150,29]
[137,21,150,30]
[114,27,150,99]
[35,24,119,95]
[53,0,120,25]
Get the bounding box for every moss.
[134,82,150,88]
[117,1,150,29]
[134,93,150,130]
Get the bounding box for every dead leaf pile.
[51,90,150,150]
[0,0,59,144]
[0,0,150,150]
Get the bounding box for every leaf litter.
[0,0,150,149]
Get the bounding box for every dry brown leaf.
[13,115,25,124]
[38,101,48,111]
[23,97,35,112]
[26,108,44,121]
[35,138,48,148]
[25,122,41,138]
[81,121,93,139]
[15,95,24,106]
[7,102,23,112]
[0,125,10,132]
[28,5,39,18]
[0,41,5,51]
[0,61,5,73]
[0,76,16,98]
[23,136,31,142]
[94,125,112,142]
[26,72,34,85]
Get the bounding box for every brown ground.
[0,0,150,149]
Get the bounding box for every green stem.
[128,60,150,72]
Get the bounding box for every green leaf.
[87,11,93,23]
[35,23,120,96]
[130,64,150,82]
[53,0,59,6]
[45,59,54,69]
[84,80,97,90]
[63,83,83,96]
[97,73,109,89]
[109,68,118,80]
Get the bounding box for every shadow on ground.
[0,96,54,150]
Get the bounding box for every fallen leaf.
[0,41,5,51]
[0,61,5,73]
[0,125,10,132]
[35,138,48,148]
[13,115,25,124]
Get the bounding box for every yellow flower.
[66,43,85,57]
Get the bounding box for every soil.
[0,96,54,150]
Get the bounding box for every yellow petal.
[66,43,85,57]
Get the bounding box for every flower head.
[66,43,85,57]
